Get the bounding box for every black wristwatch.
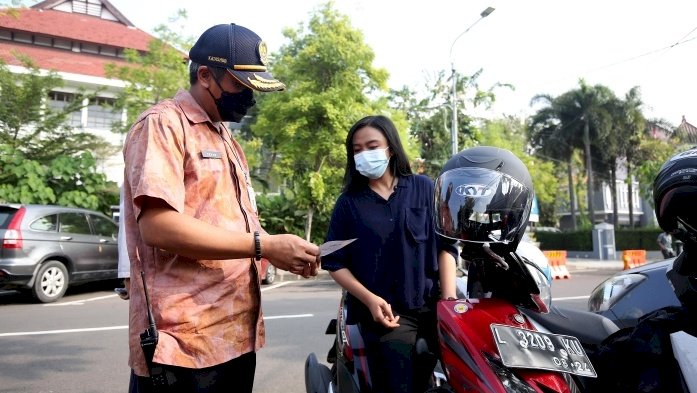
[253,231,262,261]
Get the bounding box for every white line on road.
[45,294,118,306]
[42,280,294,307]
[0,314,314,337]
[0,325,127,337]
[553,295,590,301]
[264,314,314,320]
[261,281,292,292]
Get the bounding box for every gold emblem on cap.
[258,41,269,66]
[247,73,286,91]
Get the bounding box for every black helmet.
[653,146,697,244]
[434,146,534,250]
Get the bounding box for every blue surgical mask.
[354,148,390,179]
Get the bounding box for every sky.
[109,0,697,127]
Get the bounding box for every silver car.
[0,204,118,302]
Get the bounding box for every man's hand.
[263,234,320,278]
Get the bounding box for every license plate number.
[490,324,597,377]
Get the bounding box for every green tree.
[611,87,646,227]
[104,10,193,135]
[478,117,558,225]
[390,69,510,178]
[0,55,110,162]
[530,81,615,227]
[0,56,117,212]
[529,93,581,229]
[252,2,395,241]
[633,133,680,207]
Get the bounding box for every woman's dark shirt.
[322,174,457,323]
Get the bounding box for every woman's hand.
[367,295,400,328]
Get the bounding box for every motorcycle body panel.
[437,298,573,393]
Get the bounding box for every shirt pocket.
[405,207,429,243]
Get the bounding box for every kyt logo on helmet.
[455,184,492,197]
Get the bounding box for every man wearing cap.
[122,23,319,392]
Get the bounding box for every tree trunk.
[304,205,314,242]
[584,119,595,225]
[627,160,635,227]
[611,164,618,228]
[567,159,577,230]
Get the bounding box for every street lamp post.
[449,6,495,156]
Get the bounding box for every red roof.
[0,40,131,78]
[0,8,153,51]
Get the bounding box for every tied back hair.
[343,115,412,192]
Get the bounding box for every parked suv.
[0,204,118,302]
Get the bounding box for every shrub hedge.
[535,228,664,251]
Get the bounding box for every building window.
[48,91,83,128]
[0,29,11,41]
[100,46,116,56]
[71,0,102,16]
[13,32,31,44]
[34,35,52,47]
[53,38,72,50]
[86,96,120,130]
[81,43,99,54]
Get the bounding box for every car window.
[90,214,117,239]
[0,207,18,229]
[59,213,91,235]
[30,214,58,232]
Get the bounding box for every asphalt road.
[0,267,619,393]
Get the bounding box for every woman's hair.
[343,115,412,192]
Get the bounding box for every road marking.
[264,313,313,320]
[0,314,314,337]
[44,294,118,306]
[0,325,127,337]
[553,295,590,301]
[261,281,292,292]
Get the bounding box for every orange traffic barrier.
[543,250,570,279]
[622,250,647,270]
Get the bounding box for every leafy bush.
[535,228,663,251]
[256,192,331,245]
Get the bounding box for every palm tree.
[529,94,580,230]
[557,81,614,225]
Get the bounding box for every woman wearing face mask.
[321,115,457,393]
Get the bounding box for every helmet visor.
[435,167,532,243]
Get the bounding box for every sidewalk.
[566,258,624,271]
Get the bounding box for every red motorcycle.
[305,251,594,393]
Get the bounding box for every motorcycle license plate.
[490,324,597,377]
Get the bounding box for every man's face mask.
[208,73,256,123]
[354,147,390,179]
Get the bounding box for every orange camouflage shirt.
[122,89,264,377]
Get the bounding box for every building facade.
[0,0,157,185]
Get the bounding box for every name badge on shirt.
[247,185,258,214]
[201,150,222,159]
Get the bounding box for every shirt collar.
[174,88,214,126]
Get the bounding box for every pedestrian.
[320,115,457,393]
[116,185,130,301]
[657,231,675,258]
[122,23,320,393]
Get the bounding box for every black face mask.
[208,75,256,123]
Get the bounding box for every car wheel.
[32,260,69,303]
[262,264,276,285]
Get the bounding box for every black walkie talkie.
[139,271,171,389]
